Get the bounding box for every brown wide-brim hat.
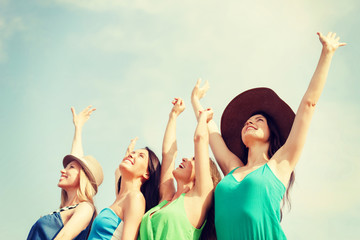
[221,87,295,160]
[63,155,104,193]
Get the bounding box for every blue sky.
[1,0,359,239]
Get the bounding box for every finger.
[326,32,332,38]
[339,42,347,47]
[89,108,96,115]
[196,78,201,87]
[71,107,76,117]
[331,32,337,39]
[85,105,92,112]
[203,80,210,89]
[317,32,323,38]
[335,36,340,42]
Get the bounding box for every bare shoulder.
[75,201,95,214]
[125,191,145,208]
[123,191,146,219]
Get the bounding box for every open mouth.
[179,163,185,169]
[123,158,134,165]
[246,126,256,131]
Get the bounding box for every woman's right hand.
[171,97,185,117]
[191,78,209,101]
[71,105,96,129]
[199,108,214,123]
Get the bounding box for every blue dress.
[27,211,92,240]
[88,208,123,240]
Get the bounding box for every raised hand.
[171,97,185,117]
[317,32,346,53]
[191,78,209,101]
[126,137,138,156]
[199,108,214,123]
[71,105,96,129]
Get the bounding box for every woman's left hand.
[318,32,346,53]
[71,105,96,129]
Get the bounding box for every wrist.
[169,112,179,118]
[321,47,335,56]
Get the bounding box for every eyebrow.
[255,116,264,120]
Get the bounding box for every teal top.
[88,208,122,240]
[138,193,205,240]
[215,163,287,240]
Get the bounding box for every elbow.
[302,97,317,109]
[194,133,208,143]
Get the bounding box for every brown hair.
[241,112,295,220]
[117,147,161,212]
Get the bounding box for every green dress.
[138,193,205,240]
[215,163,287,239]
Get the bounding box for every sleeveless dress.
[215,163,287,240]
[27,205,92,240]
[138,193,206,240]
[88,208,123,240]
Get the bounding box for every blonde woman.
[27,106,103,240]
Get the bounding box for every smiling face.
[119,148,150,180]
[173,157,196,184]
[58,160,81,190]
[241,114,271,147]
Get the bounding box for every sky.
[1,0,359,239]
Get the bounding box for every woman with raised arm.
[27,106,103,240]
[138,98,221,240]
[191,32,346,239]
[87,137,161,240]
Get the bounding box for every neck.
[63,188,79,206]
[246,142,270,167]
[117,174,143,199]
[173,179,193,199]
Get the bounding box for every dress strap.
[50,204,79,215]
[228,166,241,175]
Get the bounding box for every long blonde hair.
[60,168,97,211]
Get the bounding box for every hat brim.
[63,155,98,192]
[220,88,295,161]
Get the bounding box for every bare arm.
[273,32,346,175]
[54,202,94,240]
[159,98,185,201]
[193,108,214,197]
[70,105,96,157]
[191,79,243,175]
[121,192,146,240]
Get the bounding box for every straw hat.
[63,155,104,193]
[220,87,295,160]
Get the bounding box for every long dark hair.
[200,159,222,240]
[117,147,161,212]
[241,112,295,220]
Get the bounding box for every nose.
[60,169,66,174]
[182,158,187,162]
[245,119,254,126]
